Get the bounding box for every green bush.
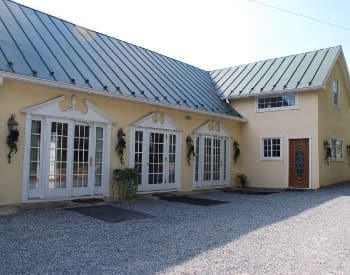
[113,168,138,200]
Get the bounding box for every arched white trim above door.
[193,120,231,137]
[22,96,113,123]
[130,112,182,131]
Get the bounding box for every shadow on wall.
[0,182,349,273]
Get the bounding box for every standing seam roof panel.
[13,4,71,83]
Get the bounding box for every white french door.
[27,118,107,200]
[194,135,230,189]
[131,128,180,192]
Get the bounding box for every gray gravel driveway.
[0,183,349,274]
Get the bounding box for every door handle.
[89,157,93,167]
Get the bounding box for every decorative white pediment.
[193,120,231,137]
[22,96,112,124]
[131,112,181,131]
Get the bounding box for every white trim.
[130,112,182,131]
[193,120,231,137]
[286,137,312,189]
[22,113,31,203]
[255,93,299,113]
[260,137,284,161]
[0,71,247,123]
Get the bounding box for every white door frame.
[21,96,112,202]
[129,112,182,193]
[193,121,232,190]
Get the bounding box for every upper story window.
[257,95,296,111]
[261,137,282,160]
[330,138,343,160]
[332,80,340,107]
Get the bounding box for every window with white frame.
[332,80,340,107]
[330,138,343,160]
[262,137,282,160]
[257,95,296,111]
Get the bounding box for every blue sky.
[15,0,350,70]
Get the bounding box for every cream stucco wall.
[318,61,350,187]
[231,92,320,189]
[0,79,242,205]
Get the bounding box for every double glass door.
[194,135,230,188]
[132,128,179,192]
[28,118,105,199]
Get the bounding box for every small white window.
[262,137,282,160]
[330,138,343,160]
[332,80,340,107]
[257,95,296,111]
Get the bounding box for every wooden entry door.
[289,139,309,188]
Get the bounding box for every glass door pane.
[94,127,104,187]
[213,138,221,181]
[49,122,68,189]
[134,130,143,185]
[203,137,212,181]
[168,134,176,184]
[29,120,41,190]
[148,132,164,185]
[73,124,90,188]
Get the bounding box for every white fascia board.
[0,71,248,123]
[228,85,326,100]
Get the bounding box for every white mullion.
[22,114,32,201]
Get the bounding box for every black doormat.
[221,188,278,195]
[68,205,153,222]
[157,195,227,206]
[72,198,105,203]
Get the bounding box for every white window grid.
[213,138,221,181]
[262,137,282,160]
[168,134,176,184]
[73,124,89,188]
[257,95,296,111]
[29,120,41,190]
[49,122,68,189]
[134,131,143,185]
[94,127,104,187]
[148,132,164,185]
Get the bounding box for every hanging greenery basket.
[112,168,138,200]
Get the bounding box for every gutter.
[228,85,326,100]
[0,71,248,123]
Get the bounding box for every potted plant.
[112,168,138,200]
[237,173,248,188]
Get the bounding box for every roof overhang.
[0,71,248,123]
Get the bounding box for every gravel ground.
[0,183,349,275]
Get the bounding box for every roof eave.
[227,85,326,100]
[0,71,248,123]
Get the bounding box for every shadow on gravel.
[0,182,349,274]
